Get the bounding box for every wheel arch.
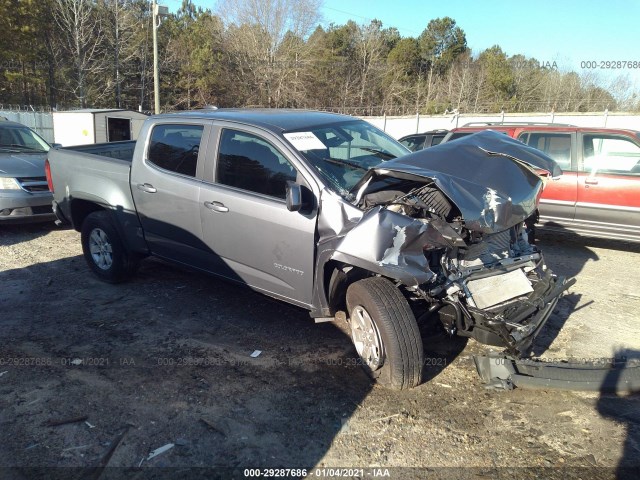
[314,253,417,318]
[69,197,148,256]
[70,198,107,232]
[324,260,376,315]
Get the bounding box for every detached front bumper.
[474,352,640,392]
[464,270,576,357]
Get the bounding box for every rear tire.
[346,277,424,390]
[81,211,138,283]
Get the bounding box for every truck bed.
[62,140,136,162]
[48,142,139,234]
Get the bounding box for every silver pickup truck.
[47,109,574,390]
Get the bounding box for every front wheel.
[346,277,424,390]
[81,211,138,283]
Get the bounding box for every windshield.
[0,125,50,153]
[285,120,409,198]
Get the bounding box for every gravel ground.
[0,223,638,480]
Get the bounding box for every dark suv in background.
[398,129,448,151]
[441,122,640,243]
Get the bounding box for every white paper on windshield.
[284,132,326,151]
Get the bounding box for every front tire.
[81,211,138,283]
[346,277,424,390]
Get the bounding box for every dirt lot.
[0,223,639,479]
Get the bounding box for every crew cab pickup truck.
[442,123,640,243]
[47,110,573,390]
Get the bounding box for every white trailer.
[52,109,148,146]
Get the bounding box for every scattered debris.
[70,358,83,366]
[435,382,453,389]
[62,444,90,452]
[85,421,96,429]
[373,413,401,423]
[0,371,8,377]
[200,417,226,436]
[250,350,262,358]
[339,418,353,434]
[44,415,88,427]
[146,443,174,461]
[82,428,130,480]
[24,443,39,451]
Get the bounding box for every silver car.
[0,120,55,222]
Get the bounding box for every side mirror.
[285,181,303,212]
[50,143,62,149]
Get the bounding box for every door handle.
[204,201,229,213]
[584,178,598,185]
[137,183,157,193]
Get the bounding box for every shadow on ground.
[0,221,62,247]
[0,253,372,478]
[596,349,640,479]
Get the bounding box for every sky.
[164,0,640,89]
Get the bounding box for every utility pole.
[152,1,168,113]
[152,0,160,114]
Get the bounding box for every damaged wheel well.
[323,261,417,317]
[324,261,381,315]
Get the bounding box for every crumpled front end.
[422,224,574,356]
[317,131,574,357]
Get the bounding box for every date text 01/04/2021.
[243,468,391,477]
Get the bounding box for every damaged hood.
[354,130,561,234]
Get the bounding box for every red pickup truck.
[442,123,640,243]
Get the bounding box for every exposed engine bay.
[361,179,569,356]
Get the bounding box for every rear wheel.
[346,277,424,390]
[81,211,138,283]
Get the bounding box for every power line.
[321,5,422,36]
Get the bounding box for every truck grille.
[16,177,50,193]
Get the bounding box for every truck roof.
[154,109,358,133]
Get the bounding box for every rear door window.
[519,132,572,170]
[582,135,640,176]
[147,124,204,177]
[447,132,473,141]
[216,129,297,199]
[430,135,445,146]
[400,135,425,151]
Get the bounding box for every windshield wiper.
[0,144,45,153]
[359,147,396,160]
[322,157,368,172]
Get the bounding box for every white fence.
[364,112,640,140]
[0,109,55,143]
[2,107,639,146]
